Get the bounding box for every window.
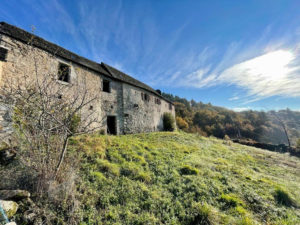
[103,80,110,93]
[0,47,8,62]
[155,98,161,105]
[141,93,150,102]
[58,63,70,83]
[169,103,173,110]
[145,94,150,101]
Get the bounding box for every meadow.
[69,132,300,224]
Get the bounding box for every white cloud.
[218,50,300,99]
[182,66,215,88]
[232,107,251,112]
[231,106,266,112]
[180,48,300,102]
[229,96,239,101]
[170,23,300,104]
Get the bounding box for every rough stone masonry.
[0,22,175,135]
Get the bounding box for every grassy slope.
[70,132,300,225]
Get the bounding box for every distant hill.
[162,93,300,147]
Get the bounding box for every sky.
[1,0,300,111]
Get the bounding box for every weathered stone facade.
[0,22,175,135]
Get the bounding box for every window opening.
[141,93,150,102]
[0,47,8,62]
[58,63,70,83]
[155,98,161,105]
[103,80,110,93]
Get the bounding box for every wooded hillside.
[162,93,300,146]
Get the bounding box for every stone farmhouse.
[0,22,175,135]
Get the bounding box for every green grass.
[69,131,300,224]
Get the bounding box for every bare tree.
[272,112,291,147]
[0,69,103,195]
[0,29,106,224]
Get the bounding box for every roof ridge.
[101,63,116,78]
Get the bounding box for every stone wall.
[122,83,175,134]
[0,33,175,136]
[100,77,124,134]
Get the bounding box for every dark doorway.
[107,116,117,135]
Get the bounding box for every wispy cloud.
[173,33,300,103]
[229,96,239,101]
[231,107,251,112]
[218,50,300,99]
[179,48,300,102]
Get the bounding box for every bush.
[273,187,296,207]
[120,162,148,181]
[189,126,208,136]
[96,159,120,176]
[179,165,199,175]
[99,129,105,135]
[219,193,244,209]
[223,135,231,141]
[296,138,300,150]
[176,116,188,130]
[163,113,175,131]
[190,203,219,225]
[90,171,106,181]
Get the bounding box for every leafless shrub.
[0,63,103,223]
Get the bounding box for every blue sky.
[1,0,300,111]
